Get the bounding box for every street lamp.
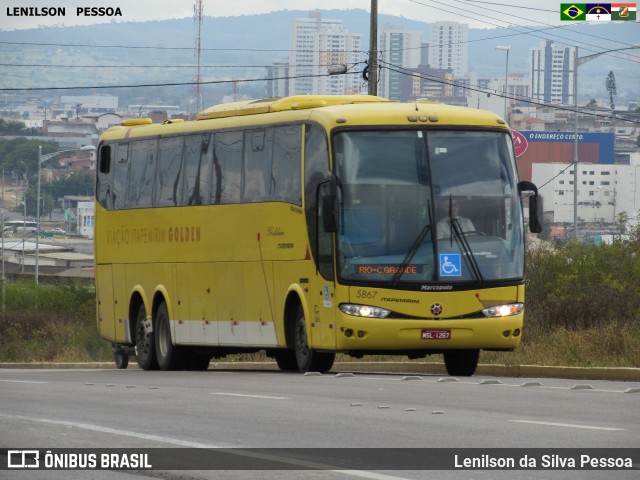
[36,145,96,283]
[495,45,510,121]
[572,44,640,239]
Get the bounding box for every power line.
[379,60,640,125]
[0,70,362,92]
[401,0,640,63]
[0,62,341,69]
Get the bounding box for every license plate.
[421,329,451,340]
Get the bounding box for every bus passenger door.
[310,182,337,349]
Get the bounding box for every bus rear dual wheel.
[133,302,211,371]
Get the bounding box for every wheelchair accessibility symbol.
[439,254,461,277]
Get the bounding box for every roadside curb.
[1,361,638,381]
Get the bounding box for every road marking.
[0,379,47,384]
[209,392,291,400]
[510,420,626,431]
[0,413,410,480]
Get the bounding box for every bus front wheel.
[443,349,480,376]
[293,306,335,373]
[135,303,158,370]
[274,350,298,371]
[154,302,187,371]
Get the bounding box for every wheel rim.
[136,321,151,357]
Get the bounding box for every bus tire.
[186,350,211,371]
[274,350,298,371]
[114,352,129,369]
[135,303,158,371]
[293,306,335,373]
[444,349,480,376]
[154,302,187,371]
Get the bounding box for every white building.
[427,22,468,78]
[289,11,362,96]
[531,153,640,225]
[378,25,422,100]
[530,40,575,105]
[77,201,95,239]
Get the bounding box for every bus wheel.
[293,306,335,373]
[114,352,129,369]
[135,303,158,370]
[154,302,187,371]
[443,349,480,376]
[274,350,298,371]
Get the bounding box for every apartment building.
[289,11,362,96]
[530,40,575,105]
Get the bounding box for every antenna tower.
[193,0,204,114]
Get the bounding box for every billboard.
[513,131,615,181]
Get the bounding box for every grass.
[0,268,639,368]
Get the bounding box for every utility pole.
[367,0,378,96]
[193,0,204,114]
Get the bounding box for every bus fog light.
[482,303,523,318]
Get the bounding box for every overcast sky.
[1,0,566,31]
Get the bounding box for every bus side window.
[316,182,335,281]
[157,137,185,207]
[242,128,273,203]
[215,131,243,204]
[97,144,112,209]
[181,134,212,206]
[112,144,130,210]
[272,125,302,205]
[129,139,157,209]
[99,145,111,174]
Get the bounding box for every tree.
[605,70,617,110]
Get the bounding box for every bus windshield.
[333,129,524,285]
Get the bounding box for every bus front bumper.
[334,314,524,352]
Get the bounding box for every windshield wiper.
[448,217,484,283]
[391,200,433,287]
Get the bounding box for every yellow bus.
[95,95,541,375]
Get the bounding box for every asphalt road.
[1,368,638,480]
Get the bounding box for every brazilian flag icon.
[561,3,587,20]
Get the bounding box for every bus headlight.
[339,304,391,318]
[482,303,523,317]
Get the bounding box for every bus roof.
[99,96,508,142]
[196,95,391,120]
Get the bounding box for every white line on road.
[510,419,627,431]
[209,392,291,400]
[0,379,47,384]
